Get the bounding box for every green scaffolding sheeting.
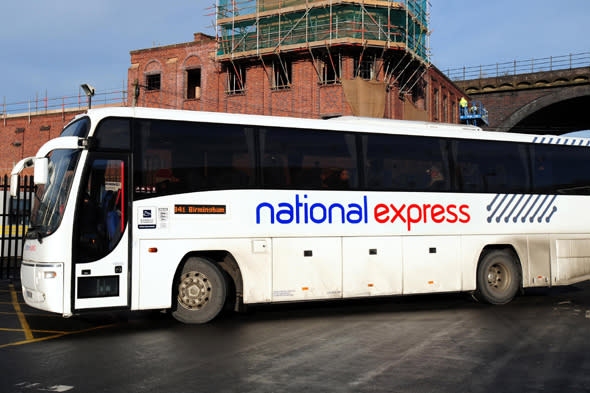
[218,0,427,23]
[217,0,428,60]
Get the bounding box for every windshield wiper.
[25,226,44,243]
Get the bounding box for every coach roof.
[79,106,570,145]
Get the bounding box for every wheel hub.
[178,271,212,310]
[487,263,509,291]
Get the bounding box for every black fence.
[1,175,35,280]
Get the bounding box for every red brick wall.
[428,67,466,124]
[1,35,466,177]
[128,35,219,112]
[0,109,83,176]
[468,88,552,129]
[128,35,465,122]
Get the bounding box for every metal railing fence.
[1,87,127,117]
[444,52,590,81]
[0,176,35,280]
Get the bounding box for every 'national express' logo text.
[255,194,470,231]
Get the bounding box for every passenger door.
[73,153,130,310]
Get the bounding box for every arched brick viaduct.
[454,67,590,134]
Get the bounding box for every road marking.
[15,382,74,392]
[0,311,57,317]
[1,285,119,348]
[46,385,74,392]
[10,284,33,340]
[0,334,65,348]
[0,328,68,334]
[0,323,118,349]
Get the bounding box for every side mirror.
[34,158,49,185]
[10,174,19,197]
[10,156,35,197]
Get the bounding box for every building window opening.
[272,60,292,90]
[411,79,426,109]
[226,64,246,95]
[146,73,161,91]
[319,56,341,85]
[354,56,376,80]
[186,68,201,99]
[433,88,439,120]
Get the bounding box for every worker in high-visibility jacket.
[459,97,468,116]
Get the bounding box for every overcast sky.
[1,1,588,105]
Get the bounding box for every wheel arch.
[171,250,244,312]
[477,244,524,290]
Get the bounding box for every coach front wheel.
[474,249,521,305]
[172,257,227,324]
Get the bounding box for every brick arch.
[183,54,202,69]
[498,85,590,132]
[144,59,163,73]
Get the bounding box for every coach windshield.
[26,118,88,239]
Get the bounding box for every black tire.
[171,257,227,324]
[474,249,521,305]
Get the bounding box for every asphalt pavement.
[1,279,590,393]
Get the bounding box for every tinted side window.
[260,128,358,190]
[134,120,255,199]
[61,117,90,137]
[532,144,590,195]
[363,134,450,191]
[94,118,131,150]
[454,140,529,193]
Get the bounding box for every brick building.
[2,1,467,177]
[0,108,85,176]
[128,1,465,122]
[129,33,463,122]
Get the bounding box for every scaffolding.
[215,0,429,63]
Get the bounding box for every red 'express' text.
[374,203,470,231]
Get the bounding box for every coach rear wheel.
[474,249,521,305]
[172,257,227,324]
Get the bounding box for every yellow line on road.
[0,324,118,349]
[0,333,64,348]
[0,301,27,305]
[0,328,68,334]
[0,311,57,317]
[9,284,33,340]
